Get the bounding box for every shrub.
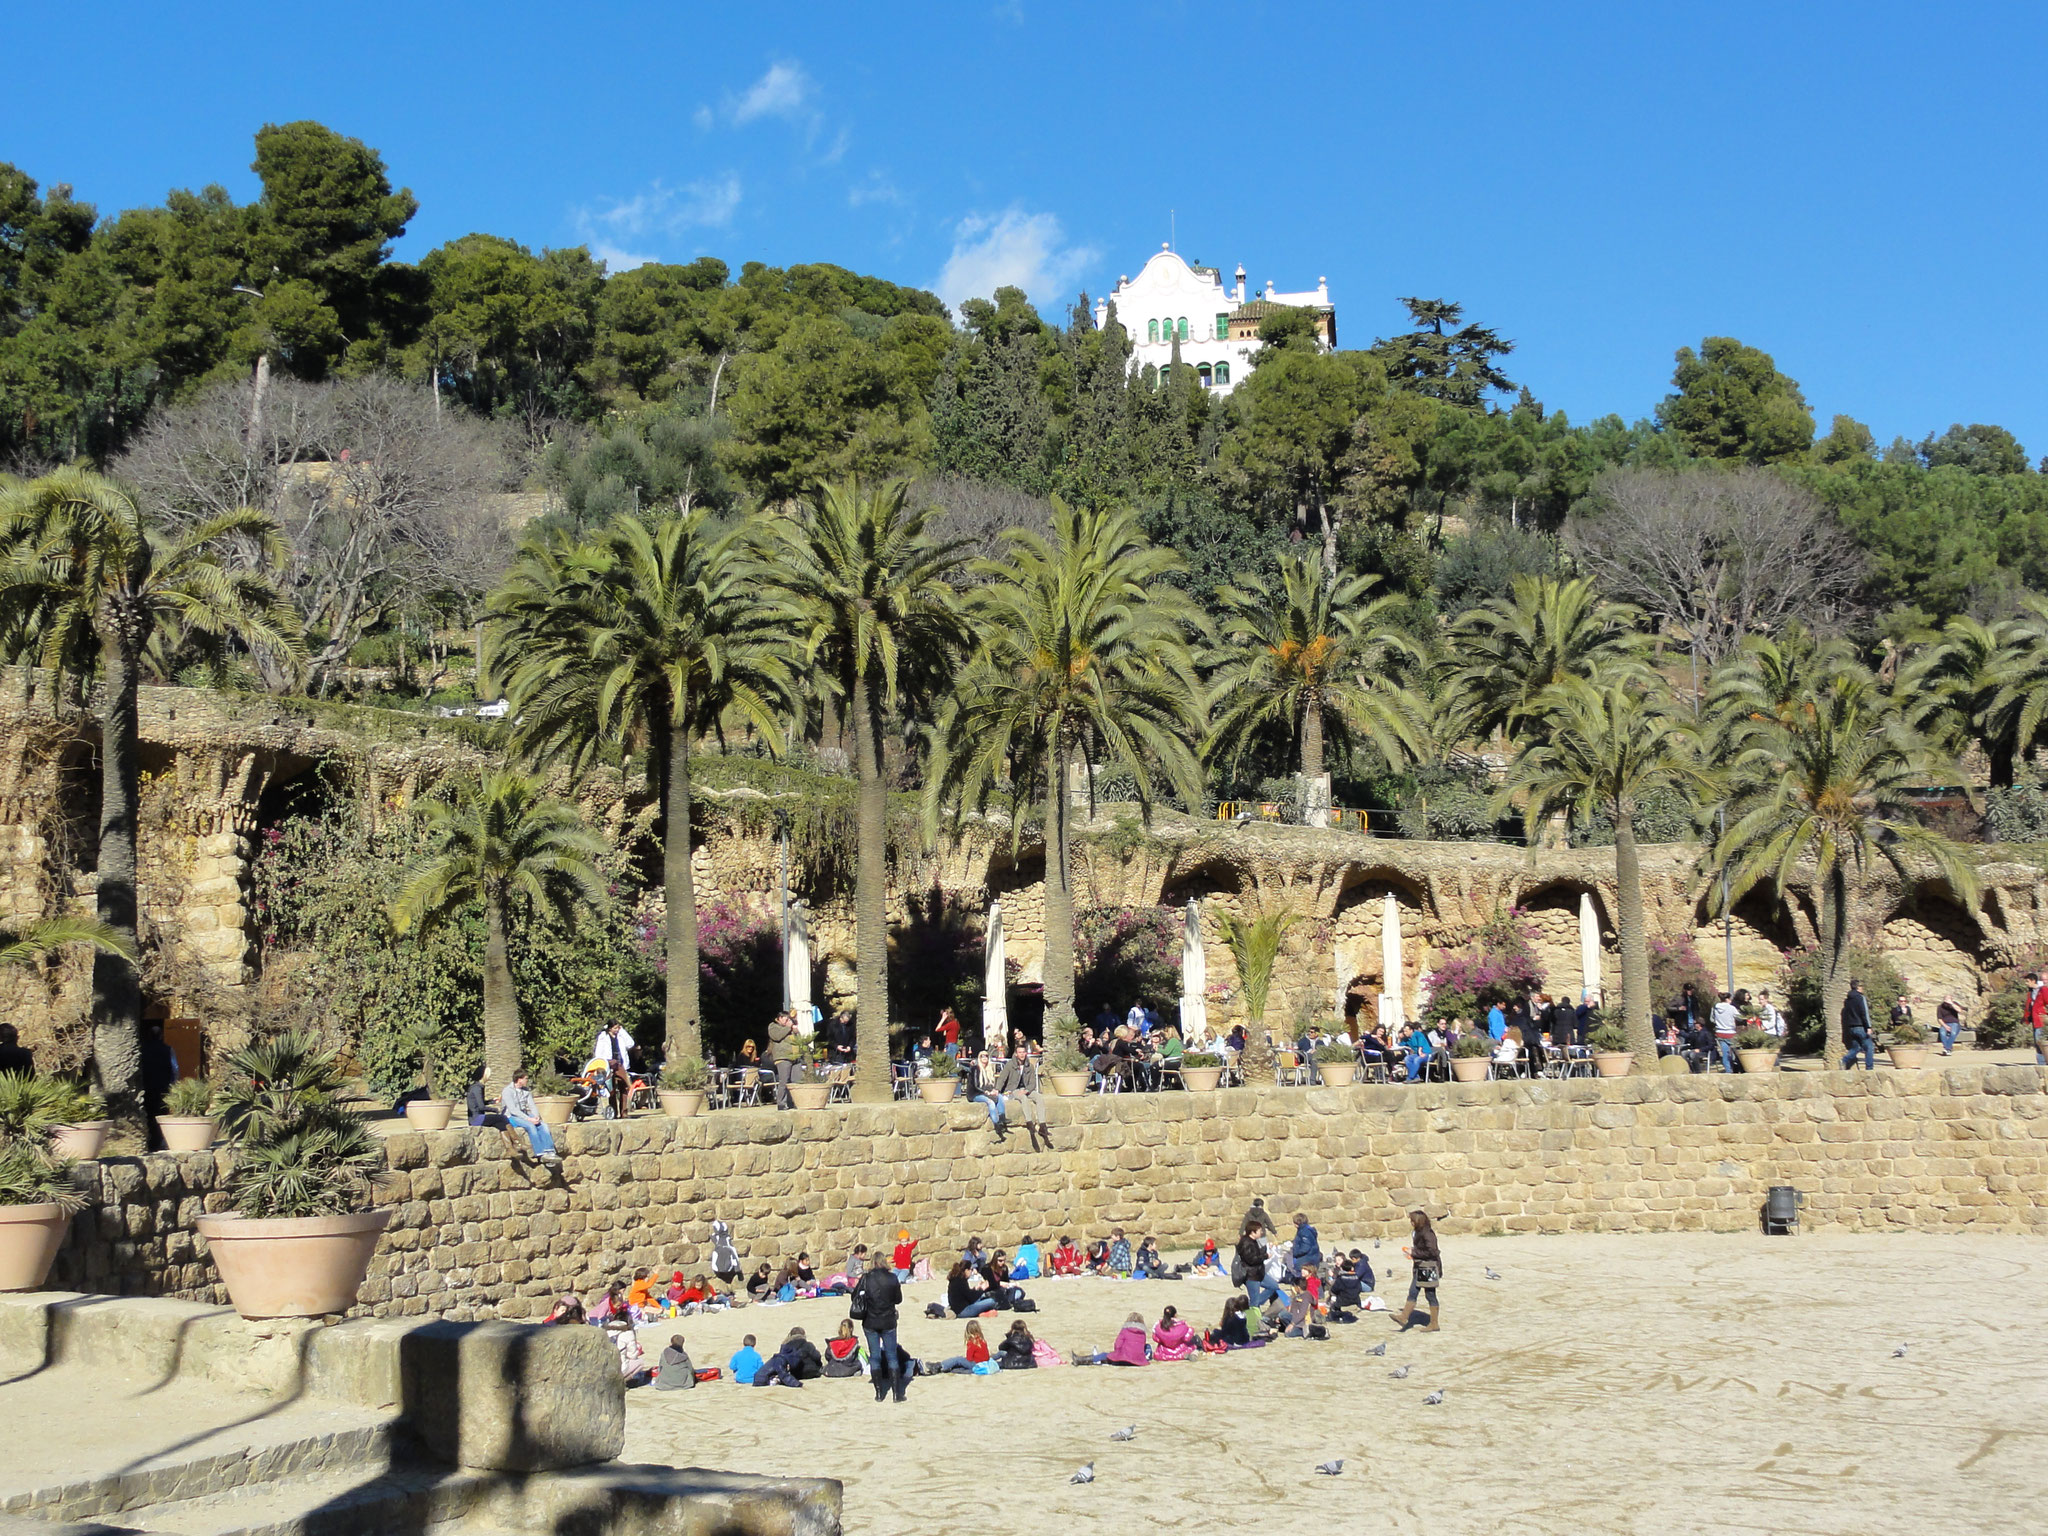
[1779,945,1904,1053]
[1587,1023,1629,1053]
[1647,932,1720,1013]
[1395,767,1499,842]
[1985,779,2048,843]
[164,1077,216,1117]
[1888,1018,1929,1045]
[215,1032,382,1219]
[928,1047,959,1078]
[1420,909,1546,1024]
[1075,906,1183,1028]
[1181,1051,1222,1068]
[1975,948,2048,1049]
[1451,1034,1493,1058]
[1311,1041,1357,1063]
[660,1056,708,1091]
[1733,1027,1775,1051]
[1574,784,1699,847]
[0,1074,86,1210]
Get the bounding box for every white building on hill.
[1093,245,1334,395]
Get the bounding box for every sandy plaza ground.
[620,1229,2048,1535]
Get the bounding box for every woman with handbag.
[1396,1209,1443,1332]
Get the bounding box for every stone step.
[96,1461,487,1536]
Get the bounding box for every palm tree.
[1708,637,1977,1061]
[1899,614,2012,779]
[0,469,297,1130]
[489,508,798,1060]
[390,770,608,1083]
[1446,574,1646,737]
[1214,904,1298,1084]
[927,500,1205,1039]
[771,478,966,1100]
[0,916,135,970]
[1498,675,1711,1065]
[1206,550,1423,790]
[1987,595,2048,786]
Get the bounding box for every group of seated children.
[1048,1229,1170,1278]
[743,1248,868,1304]
[553,1268,738,1328]
[722,1320,870,1387]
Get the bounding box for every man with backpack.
[851,1253,910,1404]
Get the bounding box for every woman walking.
[1396,1209,1442,1332]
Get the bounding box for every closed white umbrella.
[1579,891,1601,1002]
[786,899,813,1034]
[983,899,1008,1052]
[1180,898,1209,1044]
[1380,892,1405,1028]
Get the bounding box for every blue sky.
[9,2,2048,453]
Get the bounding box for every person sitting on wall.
[499,1068,560,1163]
[465,1065,508,1131]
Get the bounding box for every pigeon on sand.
[1315,1460,1345,1476]
[1368,1342,1387,1357]
[1110,1426,1137,1441]
[1423,1390,1445,1405]
[1390,1365,1410,1379]
[1070,1463,1095,1484]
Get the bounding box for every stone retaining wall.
[52,1064,2048,1318]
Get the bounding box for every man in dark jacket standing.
[1841,979,1876,1070]
[764,1011,797,1109]
[853,1254,909,1403]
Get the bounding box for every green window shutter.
[1216,313,1228,339]
[1215,361,1230,385]
[1148,319,1159,343]
[1177,317,1189,341]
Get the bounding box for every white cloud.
[692,104,714,132]
[848,171,905,208]
[935,209,1099,312]
[731,61,813,125]
[575,175,743,264]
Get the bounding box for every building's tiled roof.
[1230,299,1333,320]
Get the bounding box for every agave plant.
[214,1034,382,1219]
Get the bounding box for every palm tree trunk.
[1301,692,1325,784]
[1820,865,1850,1063]
[660,716,703,1059]
[481,887,523,1083]
[1042,737,1076,1029]
[851,670,890,1102]
[818,683,843,760]
[92,621,145,1139]
[1614,811,1656,1067]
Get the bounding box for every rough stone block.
[398,1319,624,1470]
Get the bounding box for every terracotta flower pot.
[1048,1072,1091,1098]
[1738,1049,1778,1075]
[403,1099,455,1132]
[51,1122,109,1160]
[1317,1063,1357,1087]
[1179,1067,1224,1092]
[787,1083,833,1110]
[1449,1057,1491,1083]
[658,1089,706,1118]
[534,1095,575,1126]
[918,1079,959,1104]
[195,1209,392,1318]
[1593,1052,1634,1078]
[157,1116,218,1152]
[1887,1045,1930,1070]
[0,1203,70,1292]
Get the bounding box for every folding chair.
[828,1065,853,1104]
[1276,1051,1305,1087]
[1158,1059,1185,1091]
[731,1067,761,1107]
[891,1061,918,1100]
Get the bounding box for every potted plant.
[195,1032,389,1319]
[919,1047,961,1103]
[158,1076,220,1151]
[398,1020,456,1131]
[1179,1051,1225,1092]
[1735,1026,1779,1075]
[1046,1043,1092,1098]
[787,1040,834,1110]
[48,1081,110,1161]
[1312,1041,1359,1088]
[1449,1033,1493,1082]
[1886,1018,1931,1070]
[0,1073,88,1291]
[529,1067,577,1125]
[658,1056,708,1117]
[1588,1023,1635,1077]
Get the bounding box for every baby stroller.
[571,1059,617,1120]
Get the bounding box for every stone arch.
[1515,881,1612,1004]
[1882,882,1992,1004]
[1158,857,1247,908]
[1327,867,1429,1022]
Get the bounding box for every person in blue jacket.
[1289,1213,1322,1277]
[728,1334,762,1384]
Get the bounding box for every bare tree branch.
[1566,467,1864,669]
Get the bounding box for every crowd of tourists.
[545,1201,1449,1397]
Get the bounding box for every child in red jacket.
[1052,1235,1083,1275]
